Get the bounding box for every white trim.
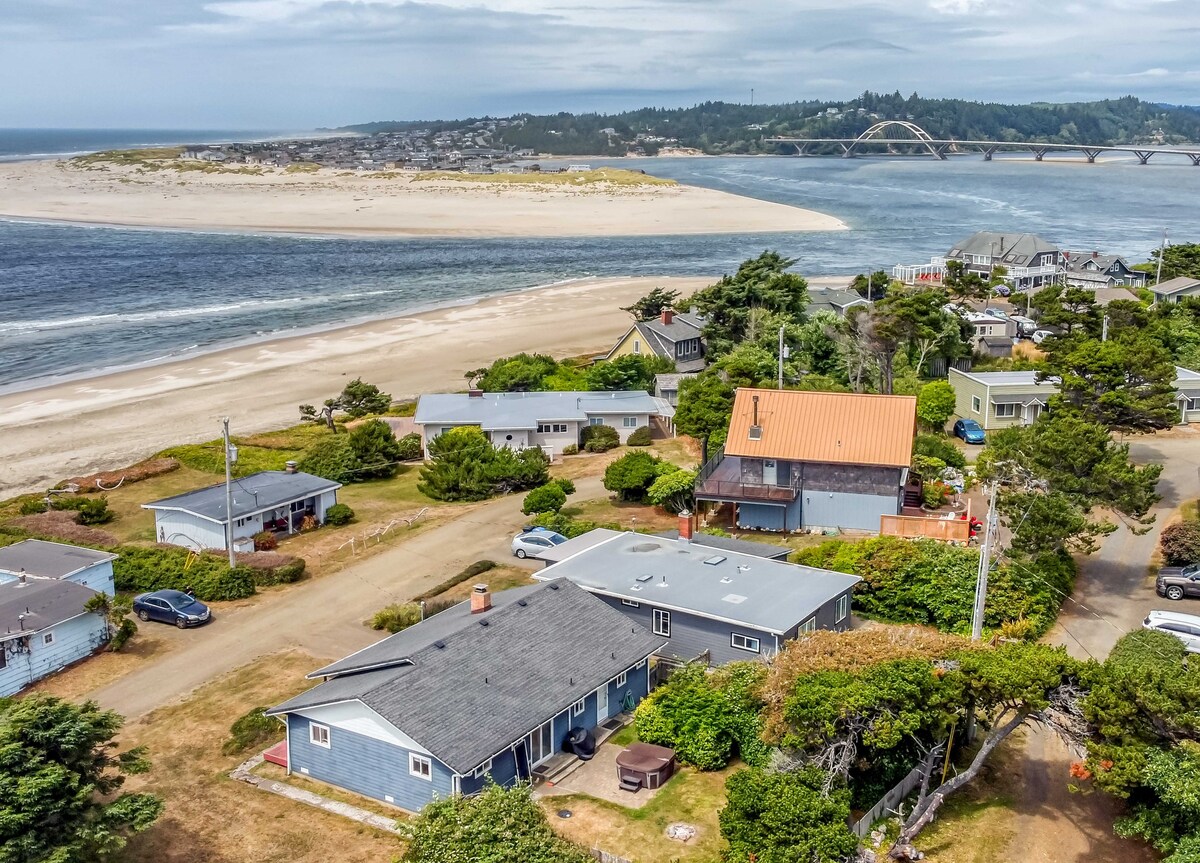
[309,722,331,748]
[652,608,671,637]
[42,631,55,646]
[615,671,627,687]
[473,759,493,778]
[409,753,433,780]
[571,698,586,717]
[141,482,342,525]
[800,617,817,634]
[835,594,850,623]
[290,701,433,755]
[621,599,641,608]
[730,632,761,653]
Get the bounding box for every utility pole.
[1101,314,1109,342]
[866,271,873,302]
[970,482,999,641]
[1155,229,1168,286]
[777,325,786,389]
[222,417,236,568]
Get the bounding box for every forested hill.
[339,93,1200,155]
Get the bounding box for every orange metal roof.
[724,388,916,467]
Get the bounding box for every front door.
[762,459,778,486]
[596,684,609,721]
[528,720,554,766]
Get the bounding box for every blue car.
[953,418,986,445]
[133,589,212,629]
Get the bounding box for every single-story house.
[1063,250,1147,289]
[950,366,1200,428]
[1151,277,1200,305]
[694,388,917,533]
[653,373,697,407]
[1,579,109,697]
[266,579,663,811]
[534,527,860,665]
[143,469,342,551]
[0,540,116,595]
[602,310,707,373]
[413,390,673,458]
[806,289,871,317]
[962,311,1016,357]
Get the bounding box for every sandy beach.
[0,159,847,237]
[0,277,724,495]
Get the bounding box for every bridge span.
[765,121,1200,165]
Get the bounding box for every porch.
[694,448,797,503]
[259,496,323,536]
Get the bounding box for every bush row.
[113,545,257,601]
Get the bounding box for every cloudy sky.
[3,0,1198,128]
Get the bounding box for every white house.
[0,540,116,596]
[143,469,342,551]
[1,579,110,696]
[413,390,673,458]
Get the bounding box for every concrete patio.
[536,743,669,809]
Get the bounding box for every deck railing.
[694,447,799,502]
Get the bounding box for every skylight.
[703,556,727,566]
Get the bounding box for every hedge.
[413,560,497,603]
[112,545,256,601]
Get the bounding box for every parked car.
[1143,609,1200,653]
[511,528,568,559]
[983,307,1009,320]
[1010,315,1037,338]
[1032,329,1057,345]
[133,589,212,629]
[1157,563,1200,600]
[952,418,986,444]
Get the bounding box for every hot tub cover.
[616,742,675,771]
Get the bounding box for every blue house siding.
[0,612,108,697]
[800,491,898,532]
[595,594,778,665]
[459,747,524,796]
[737,502,787,531]
[286,714,453,812]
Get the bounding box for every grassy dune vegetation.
[412,167,676,187]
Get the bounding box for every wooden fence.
[851,766,925,839]
[880,514,970,543]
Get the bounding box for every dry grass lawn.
[542,764,734,863]
[24,628,178,701]
[118,649,403,863]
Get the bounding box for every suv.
[1143,609,1200,653]
[1157,563,1200,600]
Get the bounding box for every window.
[800,617,817,634]
[653,609,671,637]
[572,699,586,717]
[1041,253,1056,266]
[971,395,982,414]
[1189,398,1200,412]
[621,599,640,608]
[0,648,6,670]
[537,423,568,434]
[473,759,493,778]
[836,594,850,623]
[42,632,55,646]
[623,416,637,428]
[410,753,432,780]
[589,417,604,426]
[633,340,641,354]
[615,671,627,687]
[309,723,331,748]
[731,632,761,653]
[993,402,1017,418]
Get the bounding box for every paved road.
[93,476,606,720]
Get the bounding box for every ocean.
[2,130,1198,391]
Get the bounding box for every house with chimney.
[894,231,1064,291]
[143,469,342,551]
[693,388,917,533]
[533,518,860,665]
[266,579,663,811]
[1063,250,1147,289]
[413,390,673,459]
[602,309,707,373]
[0,539,116,595]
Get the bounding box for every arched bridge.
[766,120,1200,165]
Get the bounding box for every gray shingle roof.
[806,289,869,316]
[947,232,1060,267]
[268,579,663,774]
[414,391,670,431]
[1153,277,1200,296]
[142,471,341,523]
[0,540,116,579]
[0,579,99,641]
[536,529,860,635]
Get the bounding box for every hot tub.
[616,742,676,791]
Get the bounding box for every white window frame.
[615,671,627,687]
[633,340,641,354]
[473,759,493,778]
[572,699,586,717]
[623,416,638,428]
[653,609,671,637]
[993,402,1017,418]
[731,632,761,653]
[309,723,331,749]
[589,417,604,426]
[1189,398,1200,412]
[42,632,55,646]
[409,753,433,780]
[621,598,640,608]
[800,617,817,634]
[836,594,850,623]
[971,395,982,414]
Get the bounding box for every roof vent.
[479,619,490,627]
[657,575,668,588]
[703,556,727,566]
[635,573,654,583]
[630,585,642,592]
[548,583,560,590]
[517,599,528,607]
[720,576,732,584]
[434,640,446,649]
[722,594,748,604]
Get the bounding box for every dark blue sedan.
[953,418,986,445]
[133,589,212,629]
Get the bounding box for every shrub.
[112,546,256,601]
[297,435,358,482]
[235,552,306,585]
[419,427,548,502]
[222,707,280,756]
[370,598,457,633]
[528,512,620,539]
[396,432,423,461]
[922,481,951,508]
[413,560,497,602]
[8,512,118,547]
[581,424,620,452]
[626,425,653,446]
[18,498,47,515]
[916,380,957,430]
[913,433,966,469]
[324,503,355,526]
[253,530,278,551]
[720,768,857,863]
[552,477,576,495]
[522,482,568,515]
[647,468,696,513]
[1161,521,1200,566]
[603,451,671,501]
[347,418,405,479]
[562,444,579,456]
[76,497,114,525]
[910,455,948,483]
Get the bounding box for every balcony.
[694,448,798,503]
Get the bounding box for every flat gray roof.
[0,579,98,641]
[0,540,116,580]
[535,529,860,635]
[414,391,670,431]
[143,470,341,524]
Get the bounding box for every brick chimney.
[678,509,693,542]
[661,309,675,325]
[468,388,484,398]
[470,584,492,614]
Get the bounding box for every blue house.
[1,579,110,696]
[0,539,117,595]
[266,579,664,811]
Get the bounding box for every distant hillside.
[340,93,1200,155]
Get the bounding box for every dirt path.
[90,475,607,720]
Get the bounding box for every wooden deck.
[694,456,796,502]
